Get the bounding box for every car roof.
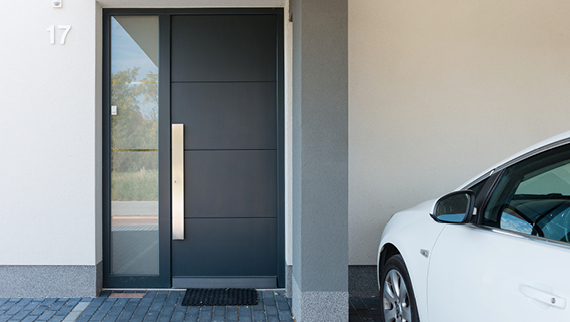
[458,129,570,190]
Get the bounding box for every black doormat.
[181,288,258,306]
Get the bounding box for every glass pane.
[110,16,159,275]
[483,145,570,243]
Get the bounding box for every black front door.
[103,9,284,289]
[169,12,283,288]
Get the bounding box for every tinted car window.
[483,144,570,243]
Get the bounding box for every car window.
[483,144,570,243]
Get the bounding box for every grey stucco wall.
[291,0,348,320]
[291,0,348,293]
[0,263,102,298]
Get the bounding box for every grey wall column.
[291,0,348,321]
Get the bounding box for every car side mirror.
[431,190,475,223]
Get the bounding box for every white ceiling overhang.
[97,0,286,8]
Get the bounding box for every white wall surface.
[0,1,100,265]
[349,0,570,265]
[97,0,285,7]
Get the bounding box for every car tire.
[380,254,420,322]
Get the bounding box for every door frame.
[102,8,285,288]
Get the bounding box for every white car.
[377,131,570,322]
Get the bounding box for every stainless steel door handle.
[172,124,184,240]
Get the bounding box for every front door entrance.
[169,13,282,288]
[103,9,284,289]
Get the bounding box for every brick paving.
[0,290,294,322]
[1,291,382,321]
[0,297,90,322]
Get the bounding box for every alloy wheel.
[383,269,412,322]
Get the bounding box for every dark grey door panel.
[172,218,277,277]
[185,150,277,218]
[171,15,277,82]
[172,83,276,150]
[170,12,281,288]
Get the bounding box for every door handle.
[519,284,566,309]
[172,124,184,240]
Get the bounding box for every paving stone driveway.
[0,291,382,321]
[0,290,294,322]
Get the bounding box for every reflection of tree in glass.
[111,67,158,173]
[111,68,159,201]
[141,72,158,121]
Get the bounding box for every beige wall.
[349,0,570,265]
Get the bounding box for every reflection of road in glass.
[111,201,159,275]
[112,216,158,227]
[112,201,158,216]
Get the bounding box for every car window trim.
[476,140,570,241]
[461,169,504,224]
[461,138,570,192]
[466,223,570,251]
[474,169,505,224]
[495,137,570,173]
[462,139,570,224]
[464,170,494,189]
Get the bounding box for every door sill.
[172,277,276,288]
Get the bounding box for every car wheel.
[380,255,420,322]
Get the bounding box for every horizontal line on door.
[184,217,277,219]
[182,149,277,151]
[171,80,277,84]
[112,149,158,152]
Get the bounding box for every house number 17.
[47,25,72,45]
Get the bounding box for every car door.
[427,144,570,321]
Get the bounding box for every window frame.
[473,141,570,248]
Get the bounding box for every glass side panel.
[110,16,159,275]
